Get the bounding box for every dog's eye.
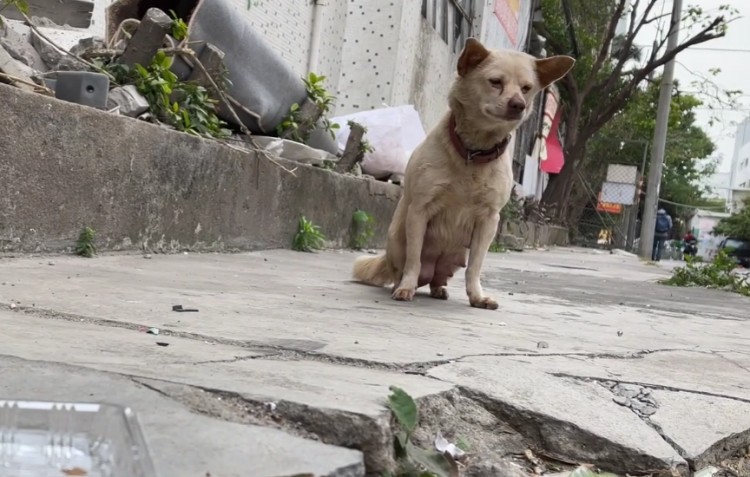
[489,78,503,89]
[521,85,532,94]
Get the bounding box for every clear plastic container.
[0,400,156,477]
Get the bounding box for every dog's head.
[451,38,575,129]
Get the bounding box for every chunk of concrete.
[649,390,750,469]
[0,44,37,92]
[30,28,62,68]
[0,16,47,71]
[0,356,365,477]
[429,357,686,474]
[0,0,94,28]
[119,8,172,68]
[55,71,109,109]
[107,84,149,117]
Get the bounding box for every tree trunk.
[541,158,576,222]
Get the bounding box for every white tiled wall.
[334,1,402,114]
[230,0,314,75]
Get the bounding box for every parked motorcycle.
[683,239,698,258]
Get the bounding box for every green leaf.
[387,386,418,434]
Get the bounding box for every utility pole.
[639,0,683,259]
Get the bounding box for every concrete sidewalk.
[1,247,749,476]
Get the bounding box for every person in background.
[683,230,698,259]
[652,208,673,261]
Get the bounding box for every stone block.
[55,71,109,109]
[107,84,149,117]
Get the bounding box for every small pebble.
[498,322,507,326]
[48,261,55,266]
[143,254,153,259]
[147,328,160,335]
[156,342,169,347]
[617,330,624,337]
[613,395,629,406]
[437,352,444,357]
[265,402,277,411]
[537,341,549,349]
[9,303,17,310]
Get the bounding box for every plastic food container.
[0,400,156,477]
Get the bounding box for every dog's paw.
[429,286,449,300]
[392,287,416,301]
[470,296,499,310]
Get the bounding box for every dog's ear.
[457,38,490,77]
[535,56,576,88]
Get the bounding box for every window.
[422,0,475,53]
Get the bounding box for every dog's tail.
[353,254,393,286]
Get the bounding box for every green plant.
[359,138,375,155]
[75,227,96,258]
[500,196,523,223]
[169,10,188,41]
[661,251,750,296]
[714,199,750,241]
[278,72,340,142]
[386,386,459,477]
[292,216,326,252]
[132,52,230,138]
[0,0,28,25]
[488,241,506,253]
[351,209,375,250]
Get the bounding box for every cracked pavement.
[1,247,749,476]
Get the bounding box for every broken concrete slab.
[0,16,47,71]
[0,44,38,92]
[30,28,62,67]
[649,390,750,470]
[491,351,750,402]
[0,83,400,253]
[0,0,94,28]
[107,84,149,116]
[428,357,686,474]
[119,8,172,68]
[0,309,269,366]
[1,307,452,474]
[0,356,365,477]
[0,251,746,367]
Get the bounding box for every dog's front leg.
[392,206,428,301]
[465,213,500,310]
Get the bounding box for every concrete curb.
[0,84,400,253]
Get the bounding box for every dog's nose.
[508,96,526,113]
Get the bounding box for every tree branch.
[581,0,627,98]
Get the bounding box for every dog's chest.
[438,163,511,209]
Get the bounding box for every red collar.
[448,115,510,165]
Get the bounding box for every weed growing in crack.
[488,241,506,253]
[75,227,96,258]
[292,216,326,252]
[385,386,459,477]
[351,209,375,250]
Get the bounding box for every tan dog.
[352,38,574,309]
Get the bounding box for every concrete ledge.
[502,220,569,248]
[0,84,401,253]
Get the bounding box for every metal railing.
[421,0,475,52]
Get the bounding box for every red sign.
[596,193,622,214]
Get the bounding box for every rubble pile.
[0,0,410,182]
[0,3,354,171]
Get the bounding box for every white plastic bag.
[332,105,426,179]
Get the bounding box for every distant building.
[703,170,731,202]
[729,117,750,212]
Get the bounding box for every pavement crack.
[553,372,750,405]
